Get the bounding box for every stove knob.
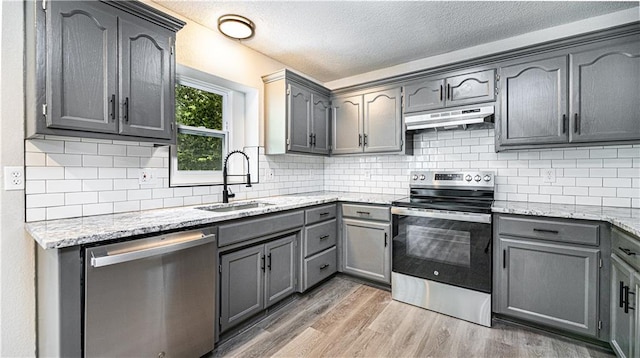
[465,175,472,182]
[419,174,426,180]
[412,175,419,180]
[483,175,492,182]
[474,175,481,182]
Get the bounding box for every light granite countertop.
[27,192,640,250]
[492,201,640,237]
[26,191,403,249]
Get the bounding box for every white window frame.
[170,73,233,186]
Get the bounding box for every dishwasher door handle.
[90,233,216,268]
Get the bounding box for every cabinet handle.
[267,253,272,271]
[503,250,506,269]
[562,114,567,134]
[358,134,362,147]
[574,113,579,134]
[384,232,388,247]
[440,85,443,102]
[619,247,637,256]
[110,94,116,122]
[363,134,368,146]
[309,133,313,146]
[356,211,370,215]
[319,235,330,240]
[620,281,626,308]
[623,285,635,314]
[319,212,330,216]
[446,84,451,100]
[533,228,559,234]
[313,134,316,146]
[261,255,265,272]
[320,263,330,270]
[123,97,129,123]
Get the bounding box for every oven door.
[391,207,492,293]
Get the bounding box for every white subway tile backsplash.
[26,208,46,222]
[47,153,82,167]
[47,205,82,220]
[83,203,113,216]
[26,139,64,153]
[604,178,632,188]
[98,144,127,156]
[99,190,127,203]
[114,201,140,213]
[113,179,139,190]
[603,197,631,207]
[589,187,617,197]
[27,167,64,180]
[126,146,152,157]
[65,192,98,205]
[26,181,46,195]
[27,193,65,208]
[65,167,98,179]
[140,199,163,211]
[25,152,46,166]
[98,168,127,179]
[46,180,82,193]
[65,141,97,155]
[82,179,113,192]
[82,155,113,167]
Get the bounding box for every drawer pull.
[356,211,371,215]
[319,235,330,240]
[619,247,637,256]
[320,263,330,270]
[319,212,330,216]
[533,228,559,234]
[620,281,626,308]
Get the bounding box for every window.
[170,74,231,186]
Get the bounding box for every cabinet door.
[496,237,599,337]
[311,93,331,155]
[445,69,496,107]
[288,83,312,153]
[220,245,264,333]
[570,37,640,143]
[46,1,118,133]
[363,88,403,153]
[611,254,635,358]
[634,271,640,358]
[499,56,568,146]
[119,15,174,140]
[403,78,445,113]
[342,218,391,284]
[264,235,297,308]
[331,95,363,154]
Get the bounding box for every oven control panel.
[410,171,495,189]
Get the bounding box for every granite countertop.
[26,191,404,250]
[492,200,640,237]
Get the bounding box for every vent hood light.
[405,105,495,131]
[218,14,255,40]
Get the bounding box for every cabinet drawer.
[304,219,337,257]
[342,204,390,222]
[304,246,337,290]
[498,215,600,246]
[305,204,337,225]
[612,227,640,271]
[218,211,304,247]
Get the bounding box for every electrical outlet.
[543,168,556,183]
[4,166,25,190]
[139,168,157,185]
[266,169,275,181]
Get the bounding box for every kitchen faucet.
[222,150,252,203]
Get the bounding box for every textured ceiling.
[156,1,639,82]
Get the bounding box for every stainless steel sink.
[197,202,274,213]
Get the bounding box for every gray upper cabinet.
[29,0,184,144]
[403,69,495,114]
[403,78,445,113]
[570,37,640,143]
[498,56,568,146]
[332,87,405,155]
[497,34,640,150]
[331,95,363,154]
[119,14,174,140]
[263,69,331,155]
[363,88,403,153]
[46,1,118,134]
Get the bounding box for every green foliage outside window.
[175,84,224,171]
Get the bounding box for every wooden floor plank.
[212,277,615,358]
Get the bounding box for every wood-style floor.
[212,276,614,358]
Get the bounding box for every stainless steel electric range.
[391,171,495,327]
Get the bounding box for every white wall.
[324,128,640,207]
[0,1,36,356]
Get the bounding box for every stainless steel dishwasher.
[84,228,216,358]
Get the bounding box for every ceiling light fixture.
[217,14,255,40]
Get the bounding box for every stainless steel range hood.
[405,105,494,131]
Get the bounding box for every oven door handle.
[391,207,491,224]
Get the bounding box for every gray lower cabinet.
[332,87,405,155]
[494,214,609,340]
[29,0,184,143]
[341,211,391,284]
[610,227,640,358]
[497,34,640,150]
[219,234,297,333]
[300,205,338,292]
[403,68,496,114]
[262,69,331,155]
